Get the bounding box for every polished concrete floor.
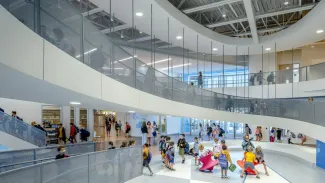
[126,140,324,183]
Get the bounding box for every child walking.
[217,145,233,178]
[177,134,186,163]
[193,137,200,165]
[255,146,269,176]
[159,136,166,162]
[166,141,175,170]
[143,143,153,176]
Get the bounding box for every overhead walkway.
[0,0,325,142]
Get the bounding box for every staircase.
[0,111,46,147]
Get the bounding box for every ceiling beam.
[243,0,259,43]
[206,3,316,28]
[229,4,246,32]
[232,26,289,36]
[177,0,186,9]
[101,24,131,34]
[183,0,242,14]
[82,8,102,16]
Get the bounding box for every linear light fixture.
[114,55,137,63]
[142,58,172,66]
[70,101,81,105]
[76,48,97,58]
[160,63,192,71]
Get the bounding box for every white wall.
[126,113,159,137]
[0,131,37,150]
[1,5,325,143]
[166,116,182,135]
[249,54,276,74]
[0,98,42,124]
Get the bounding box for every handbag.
[229,164,237,172]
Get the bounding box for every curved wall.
[1,5,325,142]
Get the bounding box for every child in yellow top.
[240,146,260,179]
[216,145,233,178]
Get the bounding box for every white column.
[61,106,70,130]
[87,109,94,141]
[74,107,80,141]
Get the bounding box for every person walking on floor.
[147,121,153,146]
[57,123,67,144]
[141,122,148,145]
[143,143,153,176]
[69,123,78,144]
[152,121,157,145]
[105,117,111,137]
[177,134,186,164]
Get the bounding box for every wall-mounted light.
[136,12,143,17]
[70,101,81,105]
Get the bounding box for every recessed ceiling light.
[222,14,226,18]
[128,111,135,113]
[316,29,324,34]
[70,101,81,105]
[311,45,315,48]
[284,1,289,5]
[136,12,143,17]
[213,48,218,51]
[265,48,271,51]
[139,31,142,34]
[176,36,182,40]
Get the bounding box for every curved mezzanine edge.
[0,5,324,142]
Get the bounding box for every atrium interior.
[0,0,325,182]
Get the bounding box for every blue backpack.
[219,153,228,168]
[147,151,152,163]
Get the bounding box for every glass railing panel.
[40,9,81,60]
[298,101,315,123]
[308,63,325,81]
[4,0,36,33]
[314,102,325,127]
[275,69,293,84]
[89,150,119,183]
[299,67,307,82]
[172,78,187,103]
[0,149,35,172]
[111,60,135,88]
[0,147,142,183]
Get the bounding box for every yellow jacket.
[143,147,149,160]
[215,150,232,164]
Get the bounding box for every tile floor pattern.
[127,151,290,183]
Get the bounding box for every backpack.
[159,140,165,151]
[220,128,225,134]
[147,151,152,163]
[141,126,148,133]
[74,126,80,133]
[219,153,228,168]
[184,142,189,154]
[208,127,213,133]
[249,128,252,134]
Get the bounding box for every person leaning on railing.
[55,146,69,160]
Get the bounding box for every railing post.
[88,154,90,183]
[33,150,36,164]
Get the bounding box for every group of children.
[158,134,189,171]
[241,135,269,179]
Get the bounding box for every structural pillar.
[87,109,94,141]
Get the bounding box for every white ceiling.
[89,0,325,55]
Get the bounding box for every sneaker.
[266,172,269,176]
[150,172,153,176]
[221,176,224,179]
[182,160,185,164]
[224,176,229,179]
[256,175,260,179]
[240,175,244,178]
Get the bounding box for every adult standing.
[225,96,233,112]
[244,124,251,136]
[199,123,204,141]
[152,121,157,145]
[141,122,148,145]
[177,134,186,163]
[198,71,203,88]
[276,128,282,142]
[105,117,111,137]
[257,70,263,85]
[146,121,153,146]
